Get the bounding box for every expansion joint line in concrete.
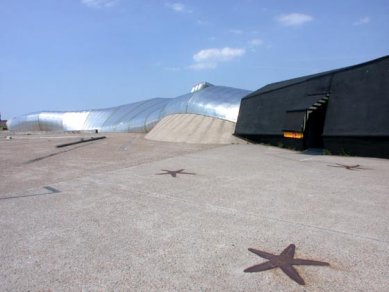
[139,189,388,244]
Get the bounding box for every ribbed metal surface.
[187,86,249,122]
[7,84,251,133]
[38,112,64,131]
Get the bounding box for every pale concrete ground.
[0,132,388,291]
[0,132,217,194]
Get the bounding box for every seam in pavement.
[2,178,387,245]
[141,189,388,245]
[1,144,226,197]
[3,142,386,245]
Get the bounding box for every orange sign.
[283,131,304,139]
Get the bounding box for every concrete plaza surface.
[0,132,388,291]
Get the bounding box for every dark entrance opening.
[304,104,328,149]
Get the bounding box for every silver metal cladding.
[7,84,251,133]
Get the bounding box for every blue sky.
[1,0,388,119]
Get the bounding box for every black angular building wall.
[235,56,389,158]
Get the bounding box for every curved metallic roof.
[7,83,251,133]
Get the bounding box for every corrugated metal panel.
[7,113,41,131]
[83,109,115,131]
[144,108,163,132]
[38,112,64,131]
[161,93,192,117]
[100,104,140,132]
[62,112,90,131]
[127,99,170,132]
[7,84,252,133]
[187,86,251,122]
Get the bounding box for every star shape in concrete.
[244,244,329,285]
[156,169,196,178]
[328,163,366,170]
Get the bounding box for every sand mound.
[145,114,246,144]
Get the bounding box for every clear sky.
[1,0,388,119]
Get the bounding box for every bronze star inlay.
[156,169,196,178]
[328,163,366,170]
[244,244,329,285]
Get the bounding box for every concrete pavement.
[0,132,388,291]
